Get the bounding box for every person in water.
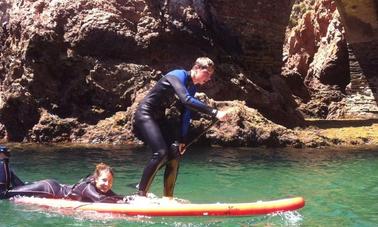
[0,146,25,199]
[133,57,230,198]
[1,148,124,203]
[65,162,125,203]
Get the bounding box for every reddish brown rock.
[29,109,85,143]
[0,0,305,145]
[283,0,350,119]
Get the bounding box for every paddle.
[180,119,219,155]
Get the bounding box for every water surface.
[1,144,378,226]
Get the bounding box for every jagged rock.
[0,90,40,141]
[78,111,132,144]
[305,5,350,91]
[0,123,6,142]
[187,100,302,148]
[0,0,376,148]
[70,96,304,147]
[283,0,350,119]
[77,80,155,144]
[0,0,305,144]
[29,109,85,143]
[0,0,11,24]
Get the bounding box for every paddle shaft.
[181,119,219,154]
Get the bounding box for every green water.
[1,144,378,226]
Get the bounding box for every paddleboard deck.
[12,196,305,216]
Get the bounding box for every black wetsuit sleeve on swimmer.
[0,159,9,197]
[165,74,218,117]
[0,159,25,198]
[81,184,123,203]
[10,170,25,187]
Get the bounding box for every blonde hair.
[193,57,214,70]
[93,163,114,178]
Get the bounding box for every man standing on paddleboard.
[133,57,230,198]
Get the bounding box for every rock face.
[0,0,304,145]
[0,0,376,147]
[336,0,378,119]
[283,0,378,120]
[282,0,350,119]
[0,0,11,24]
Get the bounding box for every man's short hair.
[194,57,214,69]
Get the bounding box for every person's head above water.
[191,57,215,85]
[93,163,114,193]
[0,146,10,159]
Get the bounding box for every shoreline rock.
[2,98,376,149]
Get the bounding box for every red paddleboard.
[13,196,305,216]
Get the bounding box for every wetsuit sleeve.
[10,170,25,187]
[0,159,10,197]
[165,74,218,117]
[82,184,123,203]
[180,108,191,143]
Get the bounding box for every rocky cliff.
[0,0,377,147]
[283,0,350,119]
[0,0,304,145]
[336,0,378,119]
[283,0,378,120]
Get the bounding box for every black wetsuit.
[0,158,25,199]
[4,174,123,203]
[6,179,71,199]
[134,69,218,196]
[66,175,123,203]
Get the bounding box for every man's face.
[95,171,113,193]
[193,66,214,85]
